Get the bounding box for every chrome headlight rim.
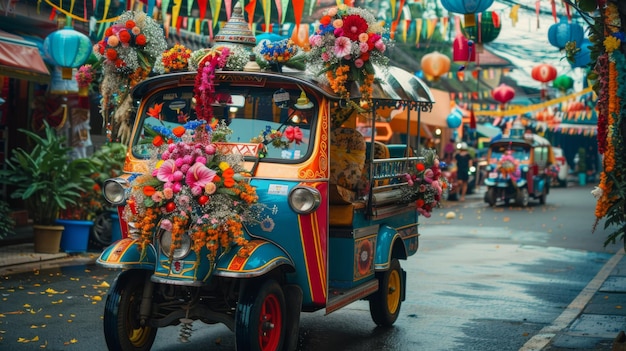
[103,178,130,206]
[158,227,192,260]
[288,186,321,214]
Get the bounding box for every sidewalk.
[0,225,97,275]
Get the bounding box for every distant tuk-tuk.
[96,54,441,350]
[483,131,555,207]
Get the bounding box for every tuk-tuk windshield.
[131,84,317,161]
[489,143,531,163]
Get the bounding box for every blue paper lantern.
[570,39,592,68]
[447,111,463,129]
[43,26,92,80]
[440,0,494,14]
[548,17,584,50]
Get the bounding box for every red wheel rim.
[258,293,282,351]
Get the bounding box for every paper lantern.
[461,11,501,44]
[446,110,463,128]
[421,51,451,80]
[491,83,515,107]
[453,34,476,67]
[43,26,92,80]
[553,75,574,92]
[441,0,495,27]
[548,17,585,50]
[531,64,557,83]
[570,39,592,68]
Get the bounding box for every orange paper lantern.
[421,51,451,80]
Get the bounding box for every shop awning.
[0,30,50,84]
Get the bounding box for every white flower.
[591,186,603,199]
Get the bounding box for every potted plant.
[576,147,587,186]
[0,122,96,253]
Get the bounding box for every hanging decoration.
[43,19,92,80]
[552,75,574,93]
[547,17,585,50]
[440,0,495,27]
[446,109,463,128]
[491,83,515,109]
[567,38,592,68]
[453,34,475,70]
[420,51,451,81]
[461,11,501,45]
[531,63,557,99]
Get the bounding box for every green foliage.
[0,122,97,225]
[576,147,586,173]
[0,199,15,239]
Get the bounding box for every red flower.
[118,30,131,44]
[172,126,186,137]
[125,20,136,29]
[106,48,118,61]
[341,15,368,41]
[416,163,426,172]
[105,27,113,37]
[320,15,332,26]
[135,34,147,46]
[152,135,164,147]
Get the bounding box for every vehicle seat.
[329,128,366,226]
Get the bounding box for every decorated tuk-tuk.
[96,5,444,351]
[483,128,555,207]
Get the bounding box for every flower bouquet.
[124,121,260,261]
[401,149,449,218]
[256,39,306,71]
[497,151,520,180]
[307,5,390,110]
[75,64,94,89]
[155,43,192,74]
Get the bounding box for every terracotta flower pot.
[32,224,64,254]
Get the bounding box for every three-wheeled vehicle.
[483,130,554,207]
[96,54,438,349]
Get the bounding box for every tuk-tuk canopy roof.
[131,65,434,109]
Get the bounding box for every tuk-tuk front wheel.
[369,258,403,327]
[103,270,157,351]
[485,188,496,207]
[236,279,286,351]
[516,188,529,207]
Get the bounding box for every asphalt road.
[0,184,620,350]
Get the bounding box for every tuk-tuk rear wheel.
[485,188,496,207]
[235,279,286,351]
[369,258,403,327]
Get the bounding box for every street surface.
[0,185,622,350]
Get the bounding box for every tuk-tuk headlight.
[103,178,130,205]
[159,229,192,260]
[288,186,321,214]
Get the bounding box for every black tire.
[90,211,113,249]
[369,258,403,327]
[539,186,547,205]
[104,270,157,351]
[486,188,496,207]
[516,188,529,207]
[235,279,286,351]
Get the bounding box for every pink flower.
[172,182,183,193]
[321,52,331,62]
[375,39,386,52]
[156,159,177,182]
[359,42,369,53]
[204,144,216,155]
[160,219,173,231]
[186,162,217,195]
[284,126,303,144]
[151,191,163,203]
[354,59,364,68]
[163,188,174,199]
[309,34,322,47]
[334,36,352,58]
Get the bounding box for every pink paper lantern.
[491,84,515,107]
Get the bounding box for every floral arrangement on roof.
[188,45,250,72]
[307,4,390,111]
[94,11,167,76]
[401,149,448,218]
[255,39,306,71]
[93,11,168,144]
[154,43,192,74]
[125,120,260,261]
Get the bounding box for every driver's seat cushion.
[329,128,366,200]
